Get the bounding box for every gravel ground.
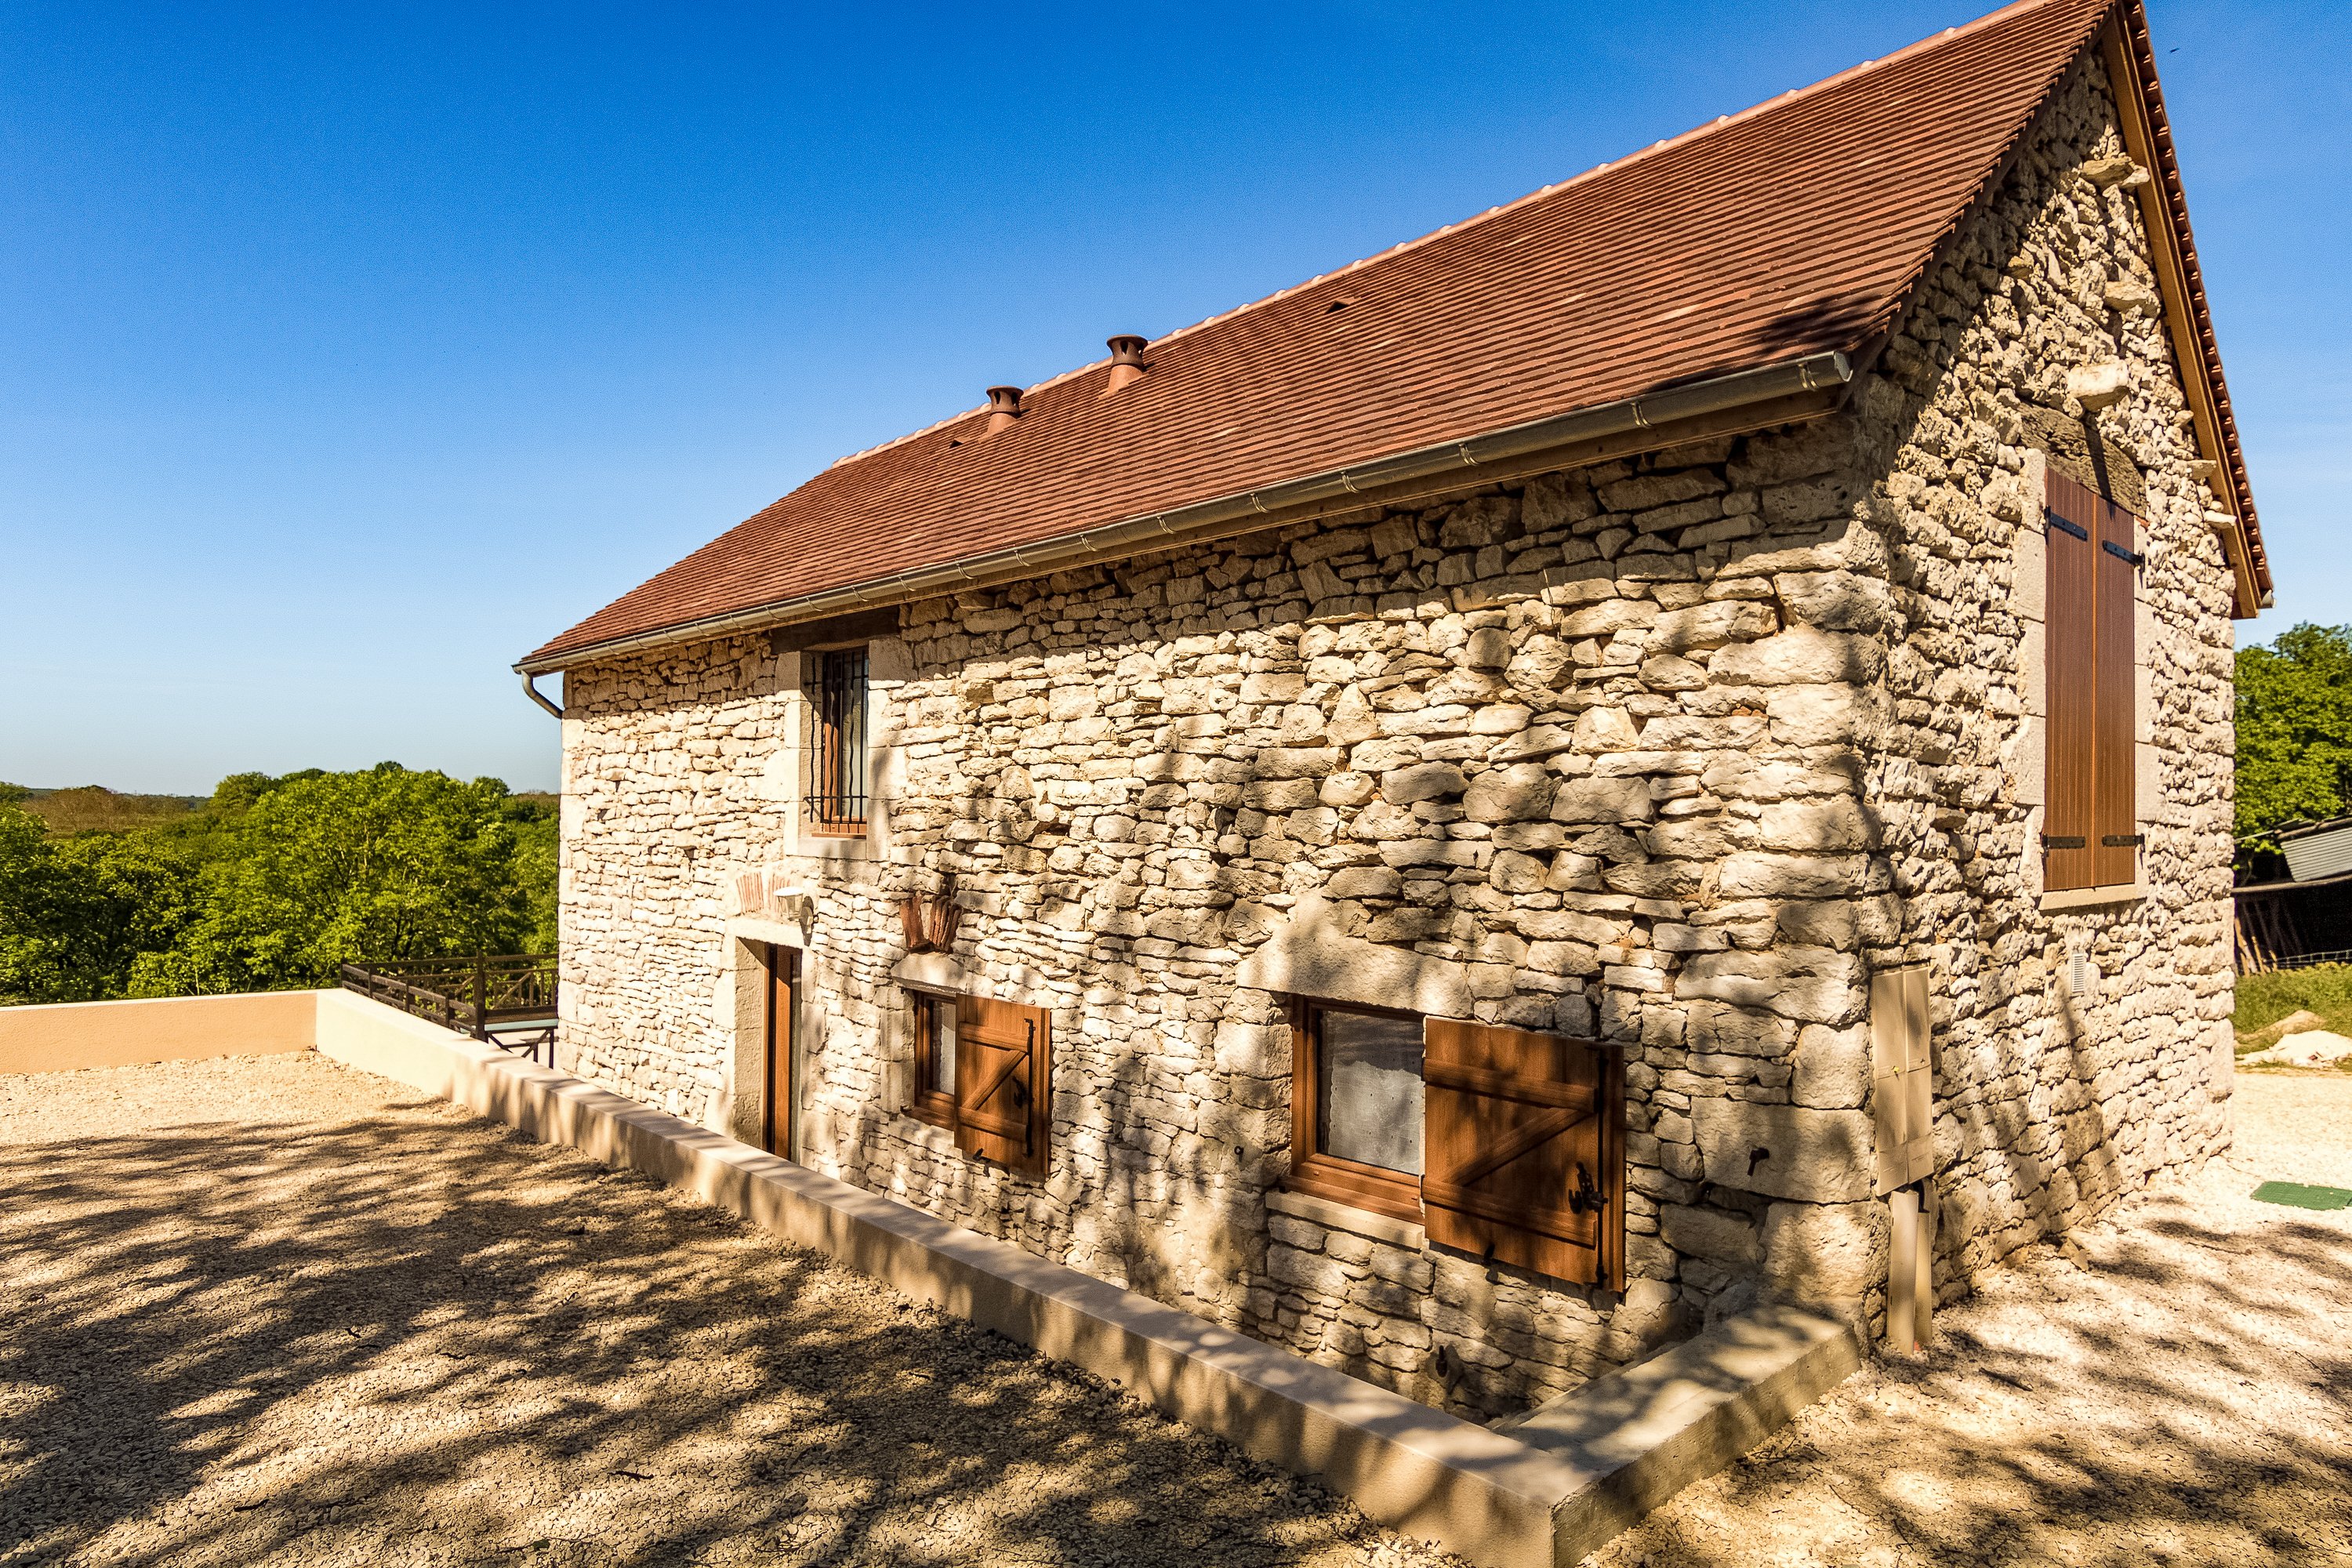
[1590,1069,2352,1568]
[0,1054,1462,1568]
[4,1057,2347,1568]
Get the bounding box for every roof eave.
[517,350,1856,675]
[2100,0,2268,616]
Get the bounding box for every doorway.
[764,943,797,1158]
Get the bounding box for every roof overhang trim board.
[2097,4,2267,615]
[517,354,1853,675]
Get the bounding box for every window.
[1285,1000,1627,1288]
[1287,1000,1428,1223]
[808,647,869,835]
[2042,471,2140,892]
[908,989,957,1129]
[902,989,1052,1177]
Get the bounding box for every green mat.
[2252,1181,2352,1210]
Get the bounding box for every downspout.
[521,671,564,719]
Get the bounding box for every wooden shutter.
[2092,495,2140,887]
[953,996,1050,1178]
[2042,473,2100,893]
[1422,1020,1623,1289]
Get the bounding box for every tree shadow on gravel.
[1591,1194,2352,1568]
[0,1099,1437,1568]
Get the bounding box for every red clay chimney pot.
[985,384,1022,434]
[1102,335,1149,394]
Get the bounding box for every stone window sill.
[1268,1185,1427,1251]
[891,1113,962,1156]
[797,833,879,863]
[2039,881,2147,912]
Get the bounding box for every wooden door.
[1422,1018,1624,1289]
[953,996,1050,1178]
[764,944,797,1157]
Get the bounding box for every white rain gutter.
[517,350,1853,677]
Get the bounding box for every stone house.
[518,0,2267,1422]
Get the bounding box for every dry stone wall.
[554,55,2234,1423]
[1846,48,2237,1311]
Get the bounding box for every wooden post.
[1887,1188,1920,1354]
[1913,1179,1936,1349]
[473,958,488,1040]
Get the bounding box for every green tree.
[0,800,201,1002]
[1,764,557,1005]
[0,801,71,1001]
[2235,623,2352,858]
[132,764,541,996]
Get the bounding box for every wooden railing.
[339,954,557,1062]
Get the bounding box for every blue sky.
[2,2,2343,795]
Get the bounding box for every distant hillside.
[1,784,206,835]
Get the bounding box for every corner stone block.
[1693,1100,1875,1203]
[1760,1200,1882,1310]
[1791,1023,1870,1109]
[1661,1203,1762,1269]
[1719,853,1871,899]
[1765,684,1888,748]
[1650,599,1777,654]
[1212,1022,1287,1078]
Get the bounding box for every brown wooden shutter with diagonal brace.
[953,995,1051,1178]
[1422,1019,1624,1289]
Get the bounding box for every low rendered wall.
[0,989,320,1076]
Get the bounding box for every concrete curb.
[1497,1305,1863,1561]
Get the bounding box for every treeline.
[2238,623,2352,867]
[0,764,556,1006]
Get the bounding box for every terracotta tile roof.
[524,0,2259,669]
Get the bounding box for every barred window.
[808,647,869,834]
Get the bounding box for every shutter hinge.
[2102,540,2145,567]
[2047,514,2089,541]
[2102,833,2144,848]
[1568,1162,1605,1215]
[2042,834,2088,850]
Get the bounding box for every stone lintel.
[1236,895,1475,1016]
[725,913,809,950]
[888,951,1062,1010]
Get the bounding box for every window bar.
[810,649,869,832]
